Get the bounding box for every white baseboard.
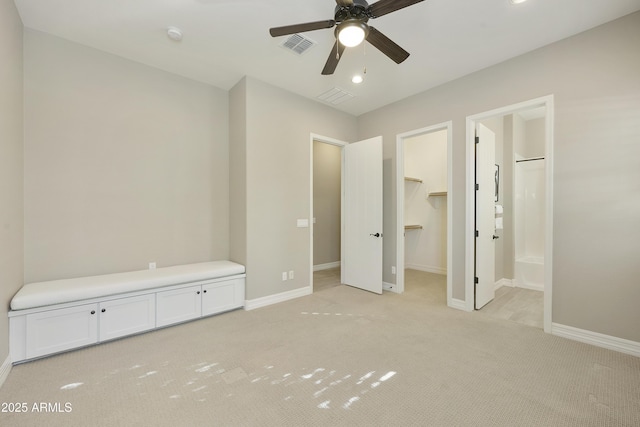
[313,261,341,272]
[0,354,11,389]
[495,278,514,291]
[405,264,447,275]
[244,286,312,311]
[513,279,544,292]
[448,298,468,312]
[552,323,640,357]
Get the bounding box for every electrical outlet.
[149,262,157,270]
[282,272,288,281]
[288,270,294,280]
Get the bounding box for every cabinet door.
[156,285,202,327]
[99,294,156,342]
[26,304,98,359]
[202,278,245,317]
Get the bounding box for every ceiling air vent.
[317,87,354,105]
[280,33,316,55]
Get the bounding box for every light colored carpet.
[1,270,638,426]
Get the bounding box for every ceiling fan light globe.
[338,24,366,47]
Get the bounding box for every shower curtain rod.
[516,157,545,163]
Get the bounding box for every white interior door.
[475,124,496,309]
[343,136,383,294]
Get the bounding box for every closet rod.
[516,157,545,163]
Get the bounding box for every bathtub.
[514,256,544,291]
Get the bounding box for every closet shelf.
[428,191,447,197]
[404,177,422,183]
[404,225,423,230]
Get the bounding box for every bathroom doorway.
[466,96,554,332]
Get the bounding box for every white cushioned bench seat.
[11,261,245,311]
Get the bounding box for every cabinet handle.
[197,291,200,295]
[101,308,106,313]
[90,310,96,315]
[203,290,207,293]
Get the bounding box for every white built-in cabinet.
[25,303,99,359]
[156,285,201,327]
[201,278,245,316]
[156,278,243,327]
[100,294,156,341]
[10,275,244,363]
[24,294,156,360]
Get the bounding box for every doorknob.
[370,233,381,237]
[493,235,499,240]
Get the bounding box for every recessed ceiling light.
[167,27,183,42]
[352,75,364,84]
[510,0,527,4]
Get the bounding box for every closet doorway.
[396,122,453,306]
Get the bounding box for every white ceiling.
[13,0,640,116]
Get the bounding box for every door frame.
[395,121,453,304]
[465,95,554,333]
[309,133,348,290]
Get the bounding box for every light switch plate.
[297,219,309,228]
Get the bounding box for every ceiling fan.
[269,0,425,75]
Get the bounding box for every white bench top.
[11,261,245,311]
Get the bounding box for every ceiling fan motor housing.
[334,0,371,23]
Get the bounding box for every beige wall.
[313,141,341,267]
[0,0,24,363]
[524,118,546,159]
[229,78,247,266]
[23,30,230,282]
[239,77,357,300]
[357,12,640,342]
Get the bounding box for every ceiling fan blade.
[369,0,425,18]
[321,41,347,75]
[269,20,335,37]
[336,0,354,6]
[366,26,410,64]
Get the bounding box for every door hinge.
[475,230,479,237]
[475,183,479,191]
[475,136,479,144]
[475,277,479,284]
